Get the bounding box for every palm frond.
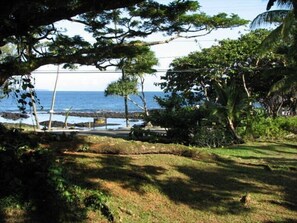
[255,11,294,53]
[258,24,283,53]
[213,82,228,105]
[267,0,293,10]
[250,10,289,29]
[269,71,297,94]
[280,10,295,38]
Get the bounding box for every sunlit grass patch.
[61,140,297,222]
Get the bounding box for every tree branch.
[0,0,144,46]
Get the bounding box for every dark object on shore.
[0,112,29,120]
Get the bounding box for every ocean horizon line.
[35,89,163,93]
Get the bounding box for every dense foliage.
[147,29,296,146]
[159,30,288,113]
[244,115,297,140]
[0,125,112,222]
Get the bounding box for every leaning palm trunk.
[48,65,59,130]
[29,89,40,130]
[127,96,144,111]
[227,117,244,143]
[25,74,40,130]
[139,77,149,117]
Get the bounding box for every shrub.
[0,127,110,222]
[278,116,297,134]
[246,116,297,140]
[191,126,234,148]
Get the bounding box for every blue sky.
[32,0,271,92]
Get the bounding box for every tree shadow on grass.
[157,163,260,215]
[64,154,167,194]
[263,220,297,223]
[63,153,260,216]
[221,142,297,211]
[64,148,297,219]
[216,155,297,212]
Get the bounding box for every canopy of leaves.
[251,0,297,112]
[105,78,138,97]
[159,30,285,104]
[0,0,143,46]
[0,0,248,85]
[124,50,158,77]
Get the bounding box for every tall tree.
[251,0,297,115]
[0,1,248,86]
[124,50,158,116]
[105,72,138,127]
[105,49,158,127]
[158,30,286,137]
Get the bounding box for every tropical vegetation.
[0,0,296,222]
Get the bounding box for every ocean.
[0,91,165,128]
[0,91,164,112]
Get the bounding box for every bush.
[147,105,205,145]
[191,126,234,148]
[246,116,297,140]
[278,116,297,134]
[129,126,163,142]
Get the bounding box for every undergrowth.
[0,125,113,222]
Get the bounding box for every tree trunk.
[48,65,59,130]
[124,95,129,127]
[121,68,129,127]
[241,73,253,135]
[139,77,149,116]
[127,96,144,110]
[29,88,40,130]
[227,117,244,144]
[242,73,251,100]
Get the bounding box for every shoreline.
[56,111,144,119]
[0,111,146,129]
[0,111,145,121]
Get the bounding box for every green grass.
[1,129,296,222]
[60,138,297,223]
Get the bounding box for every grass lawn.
[0,127,296,222]
[59,137,297,223]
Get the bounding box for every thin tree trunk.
[127,96,144,110]
[276,98,284,117]
[124,95,129,127]
[64,107,72,128]
[25,47,40,130]
[48,65,59,130]
[24,74,40,130]
[242,73,251,100]
[227,117,244,143]
[242,73,253,135]
[121,68,129,127]
[29,88,40,130]
[139,77,149,116]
